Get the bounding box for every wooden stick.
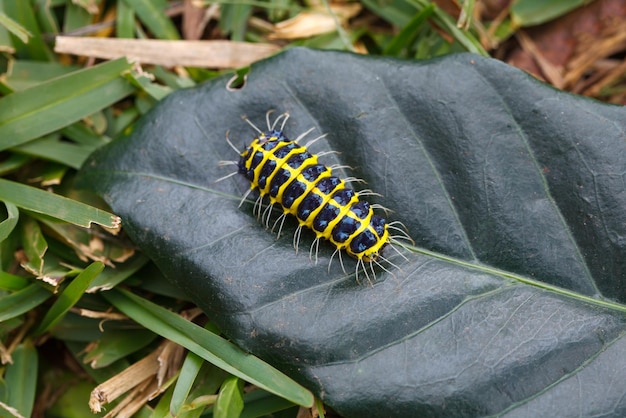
[55,37,280,68]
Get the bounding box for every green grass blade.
[124,71,172,101]
[0,271,29,291]
[219,3,252,42]
[239,390,297,418]
[0,57,134,152]
[360,0,419,27]
[214,376,244,418]
[122,0,180,40]
[0,11,31,43]
[104,289,314,408]
[83,329,158,368]
[5,340,38,417]
[33,0,59,34]
[13,134,95,169]
[383,3,434,55]
[0,201,18,242]
[2,60,80,91]
[87,254,148,292]
[116,0,135,38]
[0,283,51,321]
[61,122,106,147]
[20,215,47,277]
[171,351,204,414]
[409,0,487,56]
[33,261,104,335]
[63,1,92,32]
[2,0,52,60]
[511,0,591,26]
[0,153,31,175]
[0,178,121,230]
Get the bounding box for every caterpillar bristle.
[293,127,316,144]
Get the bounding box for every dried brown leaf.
[270,4,361,40]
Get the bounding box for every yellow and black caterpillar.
[220,111,408,282]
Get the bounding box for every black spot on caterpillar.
[218,111,411,283]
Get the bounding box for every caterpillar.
[218,111,410,283]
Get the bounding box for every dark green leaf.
[77,49,626,417]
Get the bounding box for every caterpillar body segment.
[222,111,409,283]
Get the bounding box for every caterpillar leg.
[238,188,253,208]
[373,255,398,280]
[293,225,303,255]
[261,201,274,227]
[355,258,376,286]
[271,213,287,239]
[253,194,265,218]
[309,238,320,264]
[387,241,410,262]
[328,248,348,275]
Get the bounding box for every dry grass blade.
[54,37,280,68]
[89,340,184,416]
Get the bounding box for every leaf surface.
[77,49,626,417]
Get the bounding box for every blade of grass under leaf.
[0,201,18,242]
[103,289,314,408]
[0,271,29,291]
[13,131,95,170]
[87,254,148,292]
[239,390,298,418]
[0,57,134,152]
[33,261,104,335]
[0,283,51,322]
[0,178,121,230]
[82,329,158,368]
[5,341,38,418]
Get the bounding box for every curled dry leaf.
[270,3,361,39]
